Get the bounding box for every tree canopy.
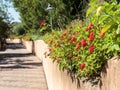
[0,1,10,42]
[11,0,89,33]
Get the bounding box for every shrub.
[22,35,32,41]
[45,0,120,80]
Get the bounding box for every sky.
[7,6,21,22]
[2,0,21,22]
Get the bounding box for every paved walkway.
[0,43,48,90]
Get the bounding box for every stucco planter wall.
[100,56,120,90]
[24,40,120,90]
[34,40,100,90]
[22,40,33,53]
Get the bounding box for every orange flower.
[99,28,105,37]
[55,42,60,47]
[49,40,53,44]
[99,32,105,37]
[57,58,61,63]
[62,31,67,37]
[75,42,81,50]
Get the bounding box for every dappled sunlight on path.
[0,42,48,90]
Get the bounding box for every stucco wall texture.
[23,40,120,90]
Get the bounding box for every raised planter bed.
[23,40,120,90]
[22,39,33,53]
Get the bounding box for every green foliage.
[0,1,12,44]
[44,0,120,80]
[22,35,32,41]
[10,22,25,36]
[10,0,89,35]
[0,19,9,43]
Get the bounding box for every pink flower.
[89,45,94,53]
[89,32,94,42]
[81,39,87,47]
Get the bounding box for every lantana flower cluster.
[43,0,120,80]
[45,20,113,78]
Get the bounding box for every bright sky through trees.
[1,0,21,22]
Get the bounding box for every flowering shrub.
[40,20,46,28]
[45,0,120,79]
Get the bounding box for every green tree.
[10,22,25,36]
[11,0,89,31]
[0,0,10,43]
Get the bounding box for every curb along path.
[0,42,48,90]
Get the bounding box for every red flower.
[89,23,93,27]
[49,47,53,52]
[89,32,94,42]
[81,39,87,47]
[69,36,77,43]
[89,45,94,53]
[40,20,46,27]
[49,40,53,44]
[86,22,93,31]
[86,26,91,31]
[61,31,67,38]
[77,55,81,59]
[80,62,85,70]
[68,54,73,58]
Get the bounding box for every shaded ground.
[0,42,48,90]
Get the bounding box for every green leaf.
[98,14,109,24]
[113,44,120,51]
[105,4,114,12]
[86,5,97,17]
[102,25,111,33]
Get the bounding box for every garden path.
[0,42,48,90]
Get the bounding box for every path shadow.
[0,53,33,58]
[6,43,24,49]
[0,43,42,70]
[0,57,42,70]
